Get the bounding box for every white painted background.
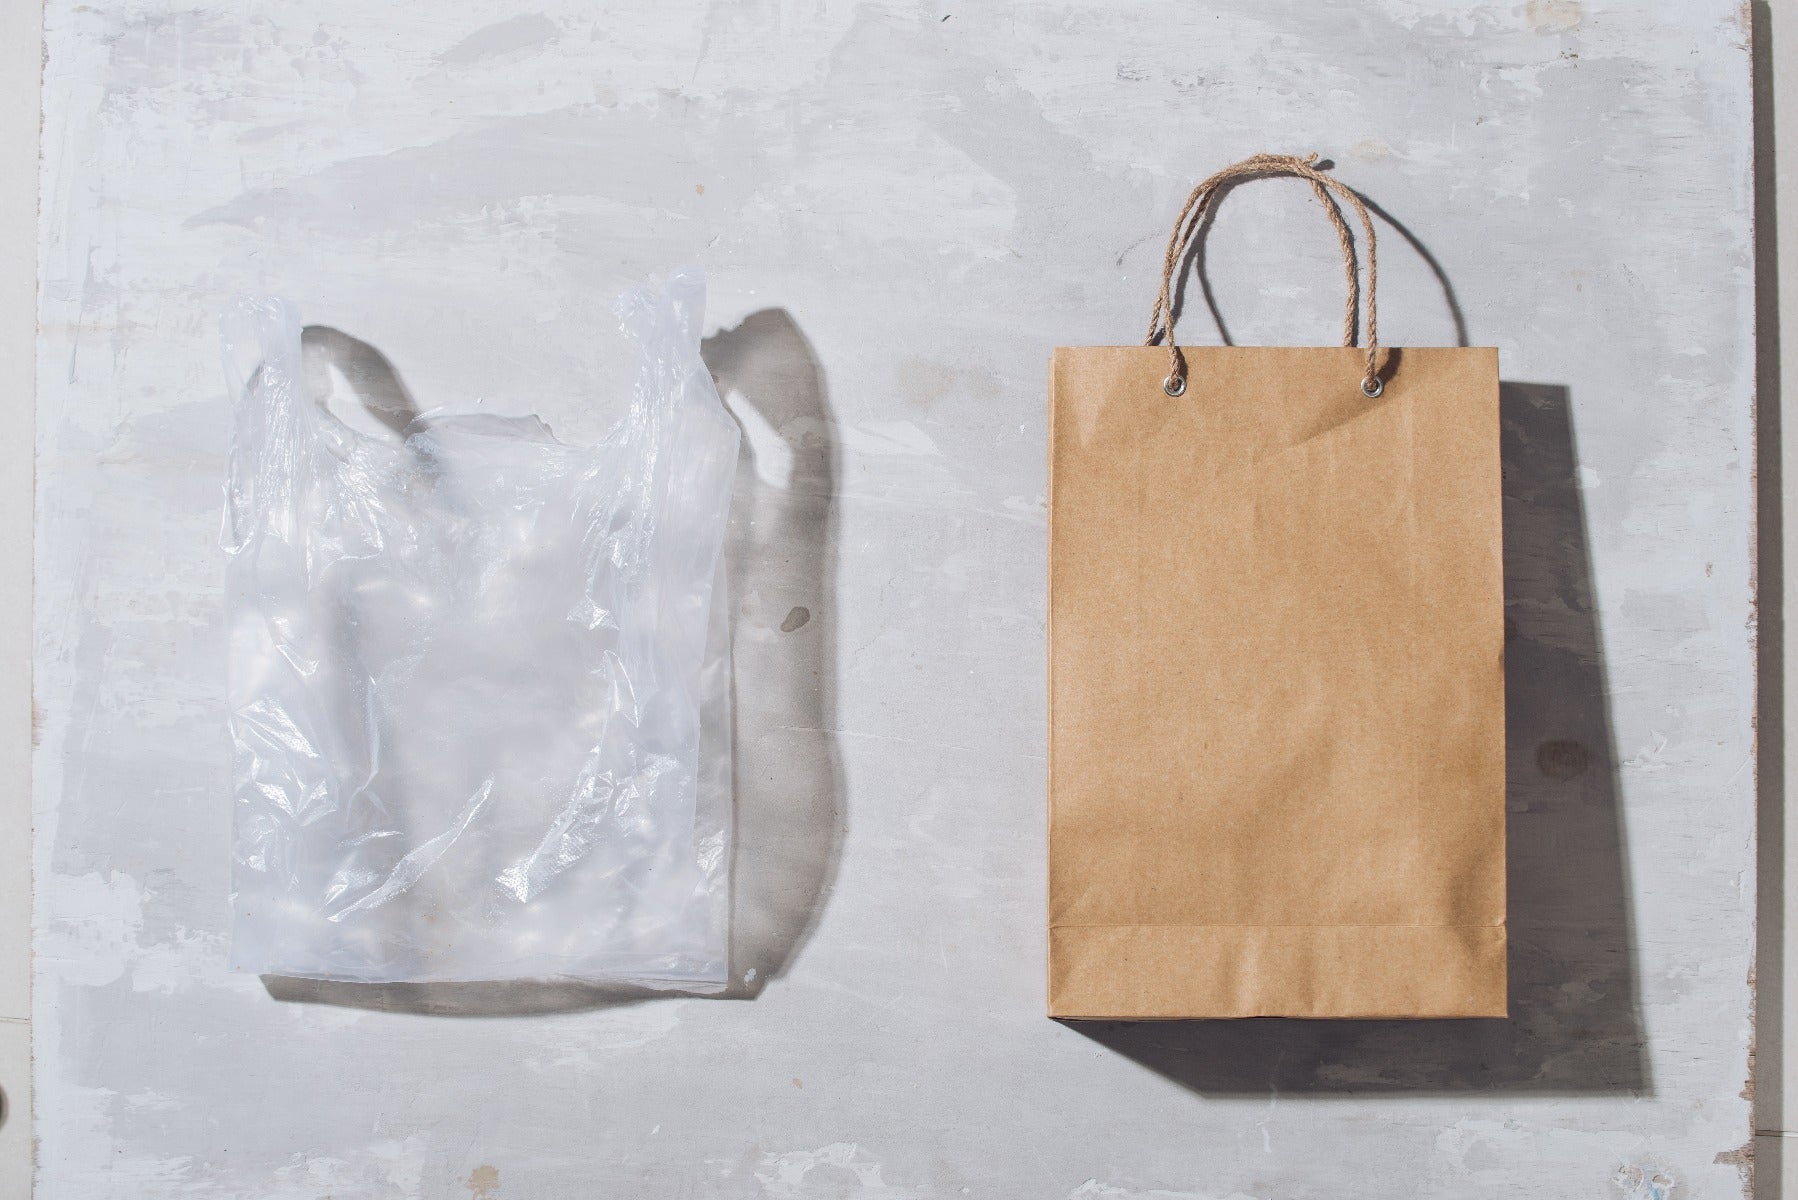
[27,1,1758,1197]
[1,0,40,1193]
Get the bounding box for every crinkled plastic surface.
[222,269,739,986]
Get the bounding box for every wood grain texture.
[33,1,1755,1196]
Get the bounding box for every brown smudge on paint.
[466,1164,500,1199]
[781,606,811,633]
[1536,739,1589,780]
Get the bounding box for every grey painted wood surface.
[33,2,1756,1196]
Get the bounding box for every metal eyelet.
[1163,374,1187,398]
[1360,376,1384,399]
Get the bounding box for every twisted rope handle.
[1147,152,1383,398]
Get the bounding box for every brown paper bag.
[1048,154,1506,1020]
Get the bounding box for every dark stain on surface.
[1536,739,1590,780]
[780,606,811,633]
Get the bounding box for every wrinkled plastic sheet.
[222,268,738,986]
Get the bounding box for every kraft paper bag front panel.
[1047,344,1506,1020]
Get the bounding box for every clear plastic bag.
[221,268,739,986]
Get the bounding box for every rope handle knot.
[1147,152,1383,398]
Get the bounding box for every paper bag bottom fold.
[1049,922,1508,1020]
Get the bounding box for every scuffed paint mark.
[465,1163,500,1199]
[1613,1161,1679,1200]
[1067,1181,1259,1200]
[896,358,957,413]
[1001,494,1047,525]
[439,15,559,66]
[755,1143,921,1198]
[120,1090,180,1112]
[812,419,941,458]
[1349,138,1392,164]
[894,358,999,415]
[1525,0,1583,33]
[46,1134,438,1200]
[40,870,244,994]
[39,871,145,987]
[520,1002,683,1068]
[129,926,229,992]
[265,1139,430,1199]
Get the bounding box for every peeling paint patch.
[1526,0,1583,33]
[1704,1144,1747,1194]
[1713,1143,1751,1195]
[1613,1161,1680,1200]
